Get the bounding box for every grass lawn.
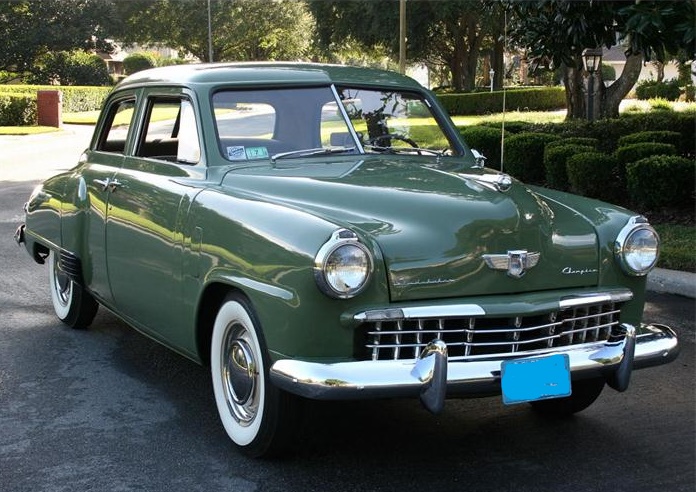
[0,126,63,135]
[654,224,696,273]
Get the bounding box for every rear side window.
[96,99,135,154]
[136,97,201,164]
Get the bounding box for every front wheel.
[210,294,300,458]
[530,377,605,417]
[48,252,98,329]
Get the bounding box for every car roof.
[115,62,424,91]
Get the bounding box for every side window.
[136,97,201,164]
[96,99,135,154]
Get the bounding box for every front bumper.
[270,323,678,413]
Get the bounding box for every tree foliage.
[0,0,117,75]
[507,0,695,119]
[112,0,314,62]
[27,50,111,86]
[309,0,505,91]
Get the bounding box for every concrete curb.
[647,268,696,299]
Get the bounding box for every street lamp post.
[489,68,495,92]
[582,48,603,121]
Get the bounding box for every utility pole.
[399,0,406,74]
[207,0,214,62]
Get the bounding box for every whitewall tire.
[210,294,299,457]
[48,252,98,329]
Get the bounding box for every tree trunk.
[600,53,643,119]
[492,37,504,90]
[563,56,586,120]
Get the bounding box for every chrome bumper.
[270,323,679,413]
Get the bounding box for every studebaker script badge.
[482,250,540,278]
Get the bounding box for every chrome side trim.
[559,290,633,309]
[269,323,678,402]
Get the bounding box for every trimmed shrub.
[123,52,158,75]
[482,121,533,134]
[627,155,695,209]
[546,137,598,150]
[567,152,622,203]
[438,87,565,116]
[617,131,681,149]
[0,85,111,113]
[460,126,504,167]
[615,142,676,167]
[0,93,37,125]
[635,79,681,101]
[503,132,559,184]
[543,144,595,190]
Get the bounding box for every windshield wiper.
[271,147,356,162]
[365,145,444,157]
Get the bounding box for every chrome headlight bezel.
[314,229,373,299]
[614,216,660,276]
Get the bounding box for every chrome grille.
[363,301,621,361]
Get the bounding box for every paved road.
[0,131,694,492]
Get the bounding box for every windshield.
[212,85,458,162]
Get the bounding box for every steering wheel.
[366,133,419,148]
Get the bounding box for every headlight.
[314,229,373,299]
[615,217,659,276]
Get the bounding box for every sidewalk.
[647,268,696,299]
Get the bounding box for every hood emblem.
[483,250,540,278]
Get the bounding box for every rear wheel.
[210,294,300,458]
[48,252,98,329]
[530,377,605,417]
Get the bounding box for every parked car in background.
[16,63,679,457]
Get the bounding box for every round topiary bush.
[615,142,676,167]
[627,155,695,209]
[546,137,598,150]
[503,132,559,184]
[543,144,595,190]
[567,152,622,203]
[460,126,504,167]
[617,131,682,150]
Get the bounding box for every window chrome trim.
[330,84,365,154]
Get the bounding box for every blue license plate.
[501,354,571,405]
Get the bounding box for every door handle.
[93,178,123,192]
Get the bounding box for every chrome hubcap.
[222,325,258,424]
[52,260,72,307]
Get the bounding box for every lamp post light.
[489,68,495,92]
[582,48,603,121]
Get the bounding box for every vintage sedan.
[16,63,679,457]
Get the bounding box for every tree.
[508,0,695,120]
[309,0,504,91]
[112,0,314,63]
[0,0,117,77]
[28,50,111,86]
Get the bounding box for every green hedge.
[438,87,566,116]
[615,142,676,167]
[627,155,695,209]
[617,131,681,149]
[0,93,36,126]
[498,111,695,156]
[460,126,505,167]
[0,85,111,113]
[567,152,622,203]
[543,144,595,191]
[503,132,559,184]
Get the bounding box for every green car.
[15,63,678,457]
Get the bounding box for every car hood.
[223,157,600,301]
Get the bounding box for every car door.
[79,96,137,304]
[105,92,205,348]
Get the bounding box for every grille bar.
[362,301,622,361]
